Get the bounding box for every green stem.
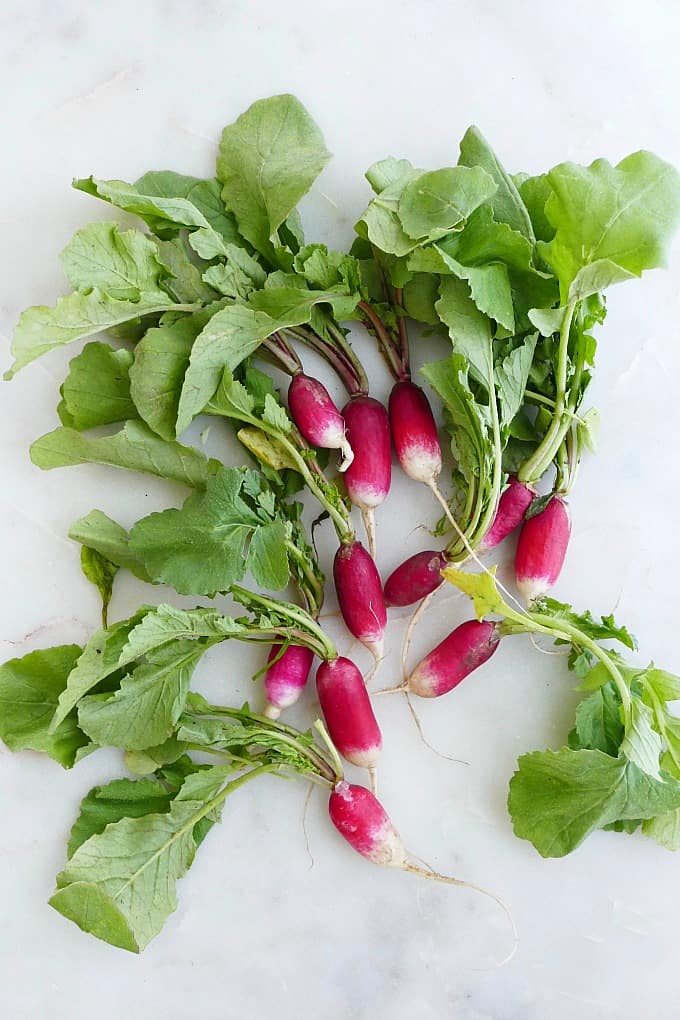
[231,585,337,662]
[325,319,370,395]
[518,301,577,483]
[523,610,632,726]
[359,300,406,381]
[284,540,324,617]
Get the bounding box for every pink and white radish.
[329,781,405,866]
[478,476,535,553]
[288,373,354,470]
[515,495,571,603]
[333,539,387,662]
[263,643,315,719]
[407,620,500,698]
[342,395,391,557]
[316,658,382,785]
[388,380,442,484]
[328,781,516,951]
[384,549,448,607]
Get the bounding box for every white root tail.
[361,507,377,561]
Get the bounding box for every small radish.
[515,495,571,603]
[288,373,354,470]
[263,643,315,719]
[329,781,405,866]
[316,658,382,778]
[384,549,448,607]
[388,380,442,485]
[478,476,535,553]
[407,619,500,698]
[333,540,387,661]
[327,781,516,955]
[342,395,391,557]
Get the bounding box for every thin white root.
[361,507,377,560]
[301,781,315,870]
[373,682,408,696]
[338,435,355,472]
[367,764,378,796]
[401,585,442,686]
[403,691,469,766]
[364,653,384,685]
[529,632,570,656]
[426,479,526,616]
[403,860,518,967]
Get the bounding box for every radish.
[288,373,354,470]
[316,658,382,783]
[333,539,387,662]
[262,643,315,719]
[328,781,516,952]
[407,620,500,698]
[515,495,571,603]
[384,549,447,607]
[388,380,442,485]
[342,395,391,557]
[478,476,535,553]
[329,781,405,866]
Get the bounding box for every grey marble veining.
[2,1,680,1017]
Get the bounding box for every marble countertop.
[2,2,680,1017]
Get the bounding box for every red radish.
[333,540,387,660]
[328,781,517,955]
[342,395,391,556]
[288,373,354,470]
[328,781,405,866]
[384,549,448,607]
[407,619,500,698]
[478,476,535,553]
[263,643,315,718]
[515,495,571,603]
[388,380,441,484]
[316,658,382,770]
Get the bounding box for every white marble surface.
[2,1,680,1017]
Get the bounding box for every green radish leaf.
[0,645,88,768]
[80,546,118,626]
[434,277,493,388]
[365,157,416,194]
[643,809,680,850]
[51,765,232,952]
[129,305,220,441]
[77,640,207,750]
[508,747,680,858]
[58,343,138,430]
[67,777,176,857]
[572,683,624,756]
[176,305,276,433]
[70,511,150,582]
[621,699,663,780]
[156,238,218,304]
[458,126,535,240]
[534,598,637,650]
[216,94,330,255]
[398,166,497,241]
[125,737,189,775]
[440,565,510,620]
[537,151,680,302]
[30,421,219,488]
[515,173,555,243]
[128,467,290,595]
[494,333,539,432]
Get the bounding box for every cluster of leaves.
[442,566,680,857]
[0,604,339,952]
[358,128,680,547]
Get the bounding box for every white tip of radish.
[337,434,355,472]
[516,575,551,605]
[262,702,282,720]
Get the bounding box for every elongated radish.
[342,395,391,556]
[263,643,315,719]
[384,549,447,607]
[407,620,500,698]
[333,539,387,661]
[388,380,442,484]
[316,658,382,776]
[478,476,534,553]
[515,495,571,603]
[329,781,405,866]
[288,373,354,470]
[328,781,516,954]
